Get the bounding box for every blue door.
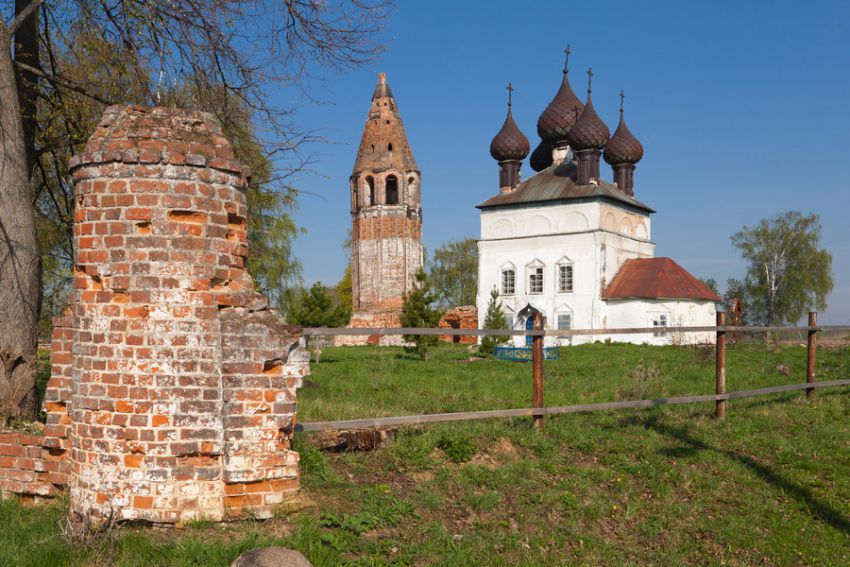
[525,316,534,347]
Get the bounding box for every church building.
[341,73,423,344]
[476,51,720,345]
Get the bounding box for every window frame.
[651,313,669,337]
[557,263,574,294]
[500,268,516,296]
[528,266,544,294]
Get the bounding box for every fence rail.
[295,379,850,432]
[295,312,850,433]
[300,325,850,337]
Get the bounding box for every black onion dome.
[529,140,553,171]
[490,106,530,161]
[604,111,643,165]
[567,94,610,151]
[536,72,584,143]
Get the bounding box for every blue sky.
[274,0,850,324]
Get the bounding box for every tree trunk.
[14,0,38,172]
[0,26,41,423]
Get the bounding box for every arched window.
[500,262,516,296]
[556,256,574,293]
[386,175,399,205]
[526,259,545,294]
[366,176,375,206]
[387,143,393,151]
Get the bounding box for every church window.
[651,313,668,337]
[386,175,399,204]
[558,264,574,293]
[528,267,544,294]
[366,176,375,206]
[387,143,393,151]
[557,313,572,330]
[501,269,515,295]
[504,312,514,329]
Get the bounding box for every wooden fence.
[296,313,850,432]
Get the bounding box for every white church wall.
[602,299,716,345]
[478,201,657,348]
[477,199,714,349]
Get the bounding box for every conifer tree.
[401,270,443,360]
[480,287,509,356]
[289,282,349,328]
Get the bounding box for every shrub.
[436,430,476,463]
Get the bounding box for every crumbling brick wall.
[62,105,305,524]
[439,306,478,345]
[0,316,74,502]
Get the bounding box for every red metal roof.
[602,258,721,301]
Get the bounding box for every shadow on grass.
[642,414,850,536]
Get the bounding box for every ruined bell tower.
[347,73,423,340]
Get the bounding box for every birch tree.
[731,211,833,326]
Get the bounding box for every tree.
[0,0,391,421]
[480,287,509,356]
[699,277,719,295]
[429,237,478,308]
[401,270,443,359]
[288,281,349,363]
[731,211,833,326]
[334,266,353,325]
[289,282,349,329]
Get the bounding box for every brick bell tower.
[347,73,423,342]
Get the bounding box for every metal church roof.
[476,159,654,213]
[602,258,721,301]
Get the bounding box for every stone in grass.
[231,547,313,567]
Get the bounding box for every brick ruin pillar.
[66,105,307,524]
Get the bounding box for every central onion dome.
[604,92,644,165]
[567,70,610,151]
[529,140,553,171]
[490,85,530,161]
[537,47,584,144]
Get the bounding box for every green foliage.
[436,430,477,463]
[429,237,478,307]
[401,270,443,359]
[731,211,833,325]
[334,266,353,325]
[292,433,334,486]
[319,511,378,534]
[699,277,719,295]
[480,287,509,356]
[288,282,349,328]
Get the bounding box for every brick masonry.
[0,105,309,524]
[342,73,423,346]
[439,306,478,345]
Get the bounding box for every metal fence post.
[716,311,726,419]
[532,312,544,432]
[807,311,817,400]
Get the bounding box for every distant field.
[2,342,849,566]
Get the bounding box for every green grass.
[2,342,849,565]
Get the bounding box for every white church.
[476,57,719,346]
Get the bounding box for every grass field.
[2,342,849,566]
